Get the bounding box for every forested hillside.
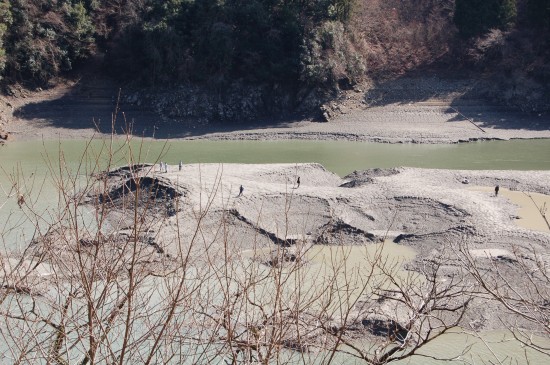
[0,0,548,117]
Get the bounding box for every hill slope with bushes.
[0,0,548,121]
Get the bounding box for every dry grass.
[350,0,455,77]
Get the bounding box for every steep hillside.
[0,0,548,131]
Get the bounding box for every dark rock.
[361,317,409,343]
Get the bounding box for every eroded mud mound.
[236,194,333,239]
[345,168,401,179]
[153,208,280,258]
[28,228,172,279]
[102,164,154,178]
[340,178,374,188]
[316,219,378,245]
[229,208,288,246]
[361,317,409,343]
[341,168,401,188]
[393,228,476,262]
[100,176,181,201]
[93,176,185,217]
[371,197,470,235]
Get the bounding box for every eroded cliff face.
[127,81,333,125]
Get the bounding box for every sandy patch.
[8,163,550,333]
[80,164,550,266]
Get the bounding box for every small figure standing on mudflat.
[495,185,500,197]
[179,161,183,171]
[237,185,244,197]
[296,176,301,188]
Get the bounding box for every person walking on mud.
[296,176,300,188]
[495,185,500,197]
[237,185,244,197]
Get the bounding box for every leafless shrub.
[466,29,506,66]
[353,0,455,76]
[460,239,550,357]
[0,133,489,364]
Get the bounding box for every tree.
[454,0,517,38]
[527,0,550,29]
[1,0,95,86]
[0,1,11,79]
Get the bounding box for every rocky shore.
[1,76,549,144]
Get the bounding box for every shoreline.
[1,78,549,145]
[4,109,550,145]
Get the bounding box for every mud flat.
[191,103,550,144]
[78,164,550,330]
[2,161,550,365]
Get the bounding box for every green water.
[1,138,549,178]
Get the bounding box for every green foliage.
[106,0,362,88]
[328,0,356,22]
[0,0,12,78]
[1,0,95,86]
[300,21,365,86]
[0,0,362,89]
[454,0,517,38]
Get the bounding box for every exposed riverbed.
[1,138,549,364]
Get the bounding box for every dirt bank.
[1,76,549,144]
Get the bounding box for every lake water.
[470,186,550,232]
[1,138,549,178]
